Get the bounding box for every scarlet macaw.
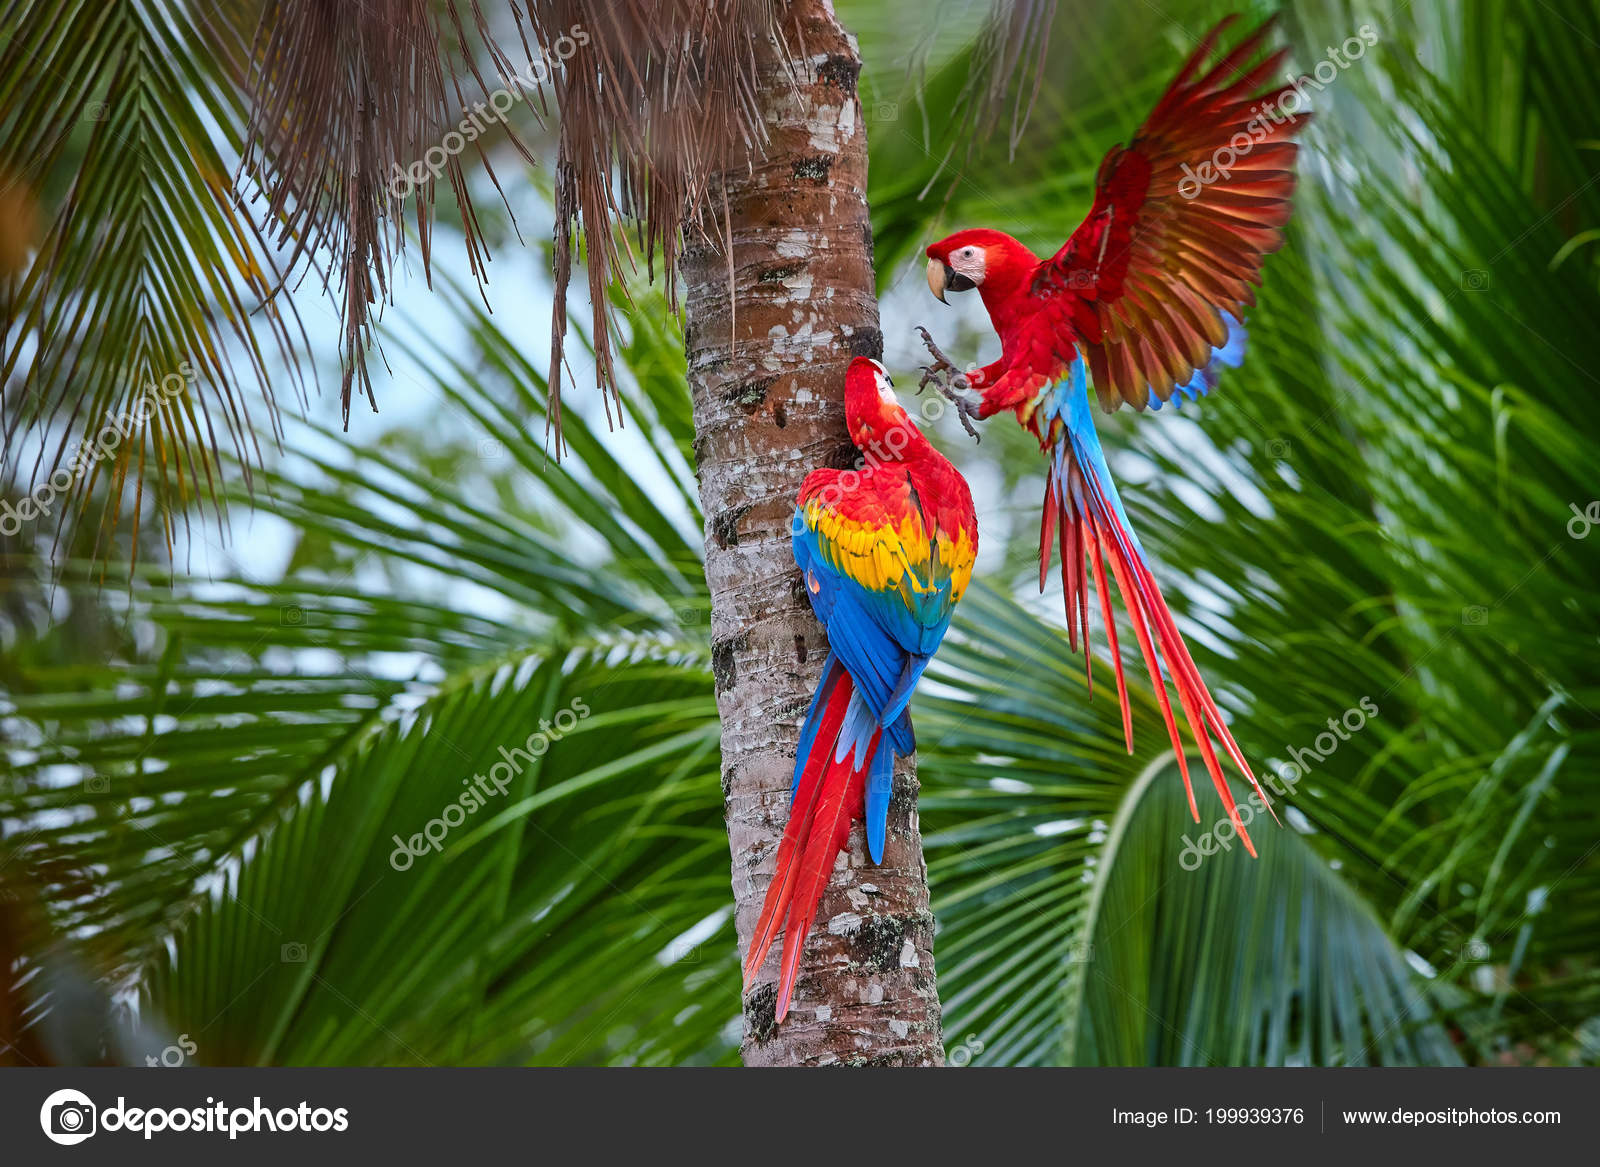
[744,356,977,1021]
[919,17,1307,852]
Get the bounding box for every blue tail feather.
[1061,355,1147,563]
[835,690,878,767]
[792,655,904,863]
[864,735,895,863]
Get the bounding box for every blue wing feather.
[1149,311,1247,412]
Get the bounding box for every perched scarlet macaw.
[744,356,977,1022]
[920,16,1306,852]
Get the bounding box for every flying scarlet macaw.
[744,356,977,1022]
[919,16,1306,852]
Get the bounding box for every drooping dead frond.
[518,0,775,451]
[238,0,519,430]
[971,0,1058,156]
[238,0,776,456]
[2,0,779,554]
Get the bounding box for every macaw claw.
[916,326,982,443]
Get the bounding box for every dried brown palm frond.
[238,0,524,430]
[239,0,777,455]
[2,0,1057,555]
[529,0,775,448]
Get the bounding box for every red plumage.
[744,357,977,1022]
[919,17,1308,853]
[773,727,877,1021]
[743,668,863,1021]
[926,15,1309,431]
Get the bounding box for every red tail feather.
[1039,482,1058,593]
[743,672,876,1021]
[743,677,852,989]
[774,733,874,1021]
[1099,524,1197,819]
[1042,454,1275,855]
[1085,521,1132,754]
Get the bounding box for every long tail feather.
[1041,366,1276,852]
[743,668,852,988]
[1085,520,1132,753]
[744,664,889,1019]
[774,731,875,1021]
[1099,523,1197,819]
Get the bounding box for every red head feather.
[842,356,938,460]
[925,229,1040,318]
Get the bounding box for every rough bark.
[681,0,942,1066]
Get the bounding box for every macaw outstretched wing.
[1032,16,1307,412]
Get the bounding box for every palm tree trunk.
[681,0,943,1067]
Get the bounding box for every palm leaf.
[0,0,305,556]
[8,0,1600,1066]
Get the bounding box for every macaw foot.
[915,326,982,443]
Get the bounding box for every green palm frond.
[5,286,740,1065]
[1069,759,1459,1067]
[3,284,701,982]
[0,0,305,554]
[6,0,1600,1068]
[139,646,732,1067]
[916,586,1459,1067]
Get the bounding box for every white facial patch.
[950,245,987,285]
[870,360,897,405]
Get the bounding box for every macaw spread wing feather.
[1031,15,1308,413]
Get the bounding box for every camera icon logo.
[40,1088,97,1145]
[281,941,308,962]
[1460,268,1491,292]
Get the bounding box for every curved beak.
[926,257,949,304]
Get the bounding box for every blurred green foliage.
[3,0,1598,1065]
